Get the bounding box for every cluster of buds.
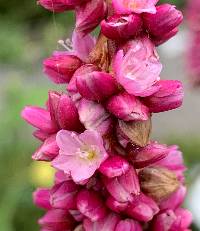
[22,0,192,230]
[186,0,200,86]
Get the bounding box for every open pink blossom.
[114,37,162,96]
[52,130,108,183]
[112,0,159,14]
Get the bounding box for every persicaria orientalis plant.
[22,0,192,230]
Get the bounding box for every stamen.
[58,39,72,51]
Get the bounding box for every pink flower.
[106,92,150,121]
[112,0,159,14]
[101,14,142,40]
[114,37,162,96]
[52,130,108,183]
[71,31,96,62]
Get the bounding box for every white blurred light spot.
[159,29,187,58]
[186,174,200,228]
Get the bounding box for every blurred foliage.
[0,0,186,66]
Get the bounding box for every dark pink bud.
[106,196,128,213]
[128,142,171,168]
[143,80,184,113]
[33,188,51,210]
[21,106,57,134]
[126,193,159,222]
[76,65,118,101]
[78,99,112,136]
[38,209,75,230]
[101,14,143,40]
[37,0,81,12]
[115,219,142,231]
[119,167,140,196]
[50,181,78,210]
[106,92,150,121]
[103,167,140,203]
[33,130,50,141]
[32,134,59,161]
[152,28,178,46]
[76,189,107,221]
[152,209,192,231]
[159,185,187,211]
[54,171,70,184]
[48,91,81,131]
[83,213,120,231]
[99,155,130,178]
[43,54,82,84]
[143,4,183,38]
[75,0,106,34]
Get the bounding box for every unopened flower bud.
[99,155,130,178]
[107,92,149,121]
[128,142,171,169]
[83,213,120,231]
[38,209,75,230]
[78,99,112,136]
[38,0,75,12]
[139,166,180,202]
[75,64,118,101]
[143,4,183,38]
[33,188,51,210]
[48,91,81,131]
[126,193,159,222]
[103,167,140,203]
[43,53,82,84]
[21,106,57,134]
[75,0,106,34]
[50,181,78,209]
[115,219,142,231]
[76,189,107,222]
[32,134,59,161]
[143,80,184,113]
[101,14,142,40]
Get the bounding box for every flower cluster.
[22,0,192,230]
[186,0,200,86]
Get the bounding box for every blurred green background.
[0,0,200,230]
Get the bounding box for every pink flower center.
[76,145,99,161]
